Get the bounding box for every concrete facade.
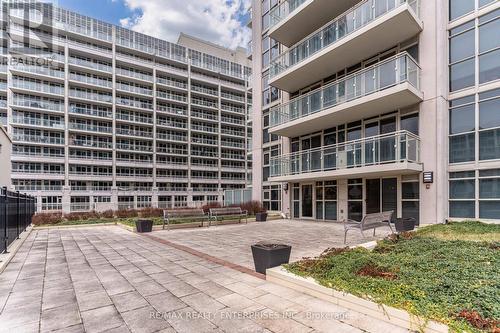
[0,4,252,213]
[249,0,500,223]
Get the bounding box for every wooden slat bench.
[163,209,208,230]
[209,207,248,226]
[344,211,395,243]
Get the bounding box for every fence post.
[16,191,20,239]
[3,187,8,253]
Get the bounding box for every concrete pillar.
[62,186,71,214]
[152,187,159,208]
[337,179,348,222]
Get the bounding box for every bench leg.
[388,222,394,234]
[360,230,366,239]
[373,228,376,236]
[344,229,348,244]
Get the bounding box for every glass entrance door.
[365,177,398,216]
[366,179,381,214]
[301,184,313,218]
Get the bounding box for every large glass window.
[449,9,500,91]
[479,169,500,219]
[479,89,500,160]
[449,171,476,218]
[315,181,337,221]
[449,0,474,21]
[449,96,475,163]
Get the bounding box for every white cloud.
[120,0,251,49]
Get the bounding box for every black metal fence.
[1,187,36,253]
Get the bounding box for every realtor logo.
[1,0,58,66]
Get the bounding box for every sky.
[54,0,251,49]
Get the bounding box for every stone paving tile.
[145,291,187,313]
[0,225,410,333]
[40,303,82,332]
[77,290,113,312]
[120,305,173,333]
[181,292,226,313]
[80,305,125,333]
[164,306,218,333]
[111,291,149,313]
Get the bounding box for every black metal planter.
[135,219,153,233]
[394,218,416,232]
[255,212,268,222]
[251,243,291,274]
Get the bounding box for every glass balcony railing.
[270,130,420,177]
[269,0,419,79]
[270,53,420,128]
[269,0,308,29]
[12,117,65,129]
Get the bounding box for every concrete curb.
[266,266,448,333]
[0,226,33,274]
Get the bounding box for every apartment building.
[0,126,11,188]
[249,0,500,223]
[0,3,252,213]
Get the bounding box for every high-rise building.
[1,2,252,213]
[249,0,500,223]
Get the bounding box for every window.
[479,88,500,160]
[449,9,500,91]
[479,169,500,219]
[449,21,475,91]
[449,0,474,21]
[449,171,475,218]
[449,95,475,163]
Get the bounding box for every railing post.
[16,191,20,239]
[3,187,8,253]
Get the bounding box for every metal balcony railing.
[269,0,308,29]
[270,131,420,177]
[270,53,420,127]
[269,0,420,79]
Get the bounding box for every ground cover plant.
[286,221,500,332]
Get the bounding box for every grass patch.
[286,221,500,332]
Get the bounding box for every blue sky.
[54,0,250,48]
[56,0,139,26]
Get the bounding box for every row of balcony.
[269,0,422,92]
[269,131,421,181]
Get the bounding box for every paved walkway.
[0,226,404,333]
[152,220,391,269]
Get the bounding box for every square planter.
[255,212,268,222]
[394,218,416,232]
[135,219,153,233]
[251,243,291,274]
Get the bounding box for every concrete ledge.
[266,266,449,333]
[0,225,33,274]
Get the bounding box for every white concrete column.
[337,179,348,222]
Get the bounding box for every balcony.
[269,53,422,137]
[268,0,359,46]
[269,131,422,182]
[269,0,422,92]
